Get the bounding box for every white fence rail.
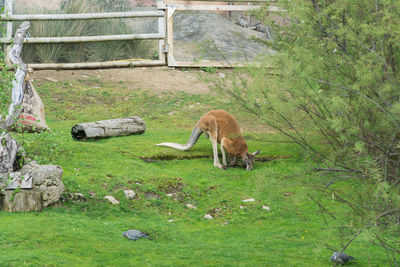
[1,0,280,69]
[1,0,167,69]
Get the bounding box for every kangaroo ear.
[252,150,260,156]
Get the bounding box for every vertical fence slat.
[167,6,176,66]
[157,0,166,64]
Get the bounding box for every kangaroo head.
[243,150,260,170]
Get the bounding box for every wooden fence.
[0,0,281,69]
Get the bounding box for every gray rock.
[173,11,275,62]
[330,252,355,265]
[27,161,64,207]
[124,189,136,199]
[105,195,119,204]
[122,229,152,241]
[0,161,64,207]
[68,192,86,201]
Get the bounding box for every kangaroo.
[156,110,260,170]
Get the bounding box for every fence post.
[157,0,166,65]
[4,0,12,66]
[166,4,176,67]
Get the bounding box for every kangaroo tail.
[156,124,202,151]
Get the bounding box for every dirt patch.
[140,155,290,162]
[31,67,214,94]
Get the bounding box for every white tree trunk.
[1,21,30,130]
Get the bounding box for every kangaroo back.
[156,124,202,151]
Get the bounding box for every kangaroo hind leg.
[220,137,228,167]
[207,119,225,170]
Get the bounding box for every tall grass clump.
[17,0,155,63]
[214,0,400,264]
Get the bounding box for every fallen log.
[71,116,146,140]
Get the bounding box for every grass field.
[0,73,387,266]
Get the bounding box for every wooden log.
[0,133,25,173]
[1,189,43,212]
[71,116,146,140]
[1,21,30,130]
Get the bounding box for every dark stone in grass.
[330,252,355,265]
[122,230,152,241]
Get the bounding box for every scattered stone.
[89,191,96,198]
[166,193,175,197]
[240,205,244,209]
[330,252,355,265]
[124,189,136,199]
[104,195,119,204]
[204,214,213,219]
[186,203,197,209]
[188,105,195,108]
[45,77,58,83]
[219,73,226,78]
[168,219,175,222]
[262,205,271,211]
[243,198,255,202]
[68,192,86,201]
[223,221,229,225]
[145,192,160,199]
[284,192,294,197]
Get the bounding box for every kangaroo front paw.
[215,163,226,170]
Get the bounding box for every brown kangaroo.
[156,110,260,170]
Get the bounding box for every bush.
[214,0,400,263]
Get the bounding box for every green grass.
[0,77,387,266]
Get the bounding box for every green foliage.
[14,130,68,165]
[212,0,400,263]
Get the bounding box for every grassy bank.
[0,71,386,266]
